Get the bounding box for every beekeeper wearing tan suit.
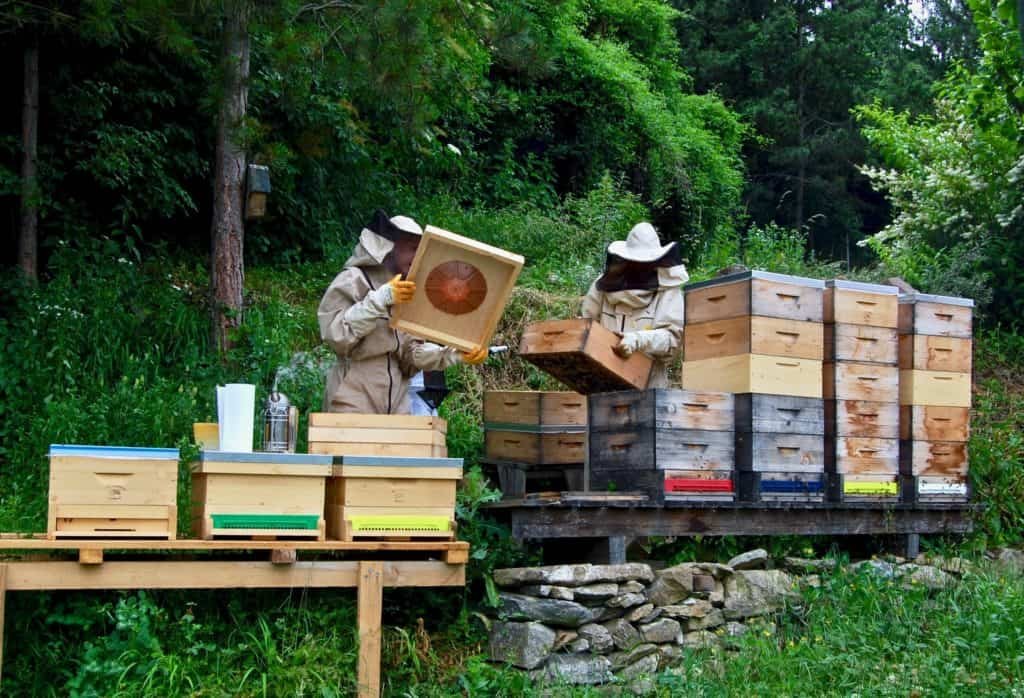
[581,222,687,388]
[318,211,487,414]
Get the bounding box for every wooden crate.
[191,452,331,540]
[901,475,969,503]
[898,292,973,338]
[326,456,462,541]
[823,280,899,327]
[824,436,899,475]
[308,413,448,457]
[824,324,898,364]
[48,445,179,539]
[823,362,899,403]
[899,440,968,477]
[827,473,901,502]
[898,370,972,407]
[898,335,972,373]
[899,405,969,442]
[735,432,824,473]
[484,428,586,465]
[683,271,825,325]
[589,389,734,433]
[734,394,825,435]
[483,391,587,427]
[590,469,734,504]
[520,319,653,393]
[390,225,524,353]
[737,471,825,503]
[590,429,734,472]
[684,316,823,362]
[480,459,584,498]
[825,400,900,439]
[682,354,823,398]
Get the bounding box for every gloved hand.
[387,274,416,304]
[614,332,640,358]
[460,345,488,365]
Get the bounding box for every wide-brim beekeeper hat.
[358,209,424,264]
[607,222,679,264]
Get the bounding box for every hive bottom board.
[901,475,969,504]
[737,472,825,503]
[590,469,734,503]
[826,474,901,503]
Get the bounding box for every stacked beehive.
[483,391,588,495]
[681,271,826,502]
[588,388,735,502]
[898,293,973,502]
[822,280,902,502]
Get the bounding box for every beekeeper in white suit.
[581,221,687,388]
[318,210,487,414]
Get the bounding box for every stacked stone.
[487,552,798,686]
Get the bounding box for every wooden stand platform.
[484,494,973,563]
[480,458,584,498]
[0,536,469,697]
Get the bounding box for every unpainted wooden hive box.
[191,451,331,540]
[48,444,180,539]
[326,456,463,541]
[307,413,448,458]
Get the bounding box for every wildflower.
[446,143,462,156]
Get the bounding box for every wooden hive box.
[733,395,825,475]
[484,390,587,465]
[484,391,587,427]
[825,437,899,475]
[898,370,971,407]
[898,335,972,373]
[823,280,899,328]
[391,225,524,353]
[825,400,900,439]
[588,389,735,473]
[824,324,898,364]
[326,455,463,541]
[308,413,448,457]
[683,315,823,362]
[684,270,825,325]
[191,451,331,539]
[898,292,974,338]
[899,440,968,477]
[48,445,179,539]
[737,471,825,503]
[823,362,899,403]
[590,469,734,504]
[899,406,969,442]
[682,354,823,398]
[520,319,653,393]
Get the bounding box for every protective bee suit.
[581,222,687,388]
[318,215,462,414]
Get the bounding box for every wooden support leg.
[270,549,297,565]
[606,536,629,565]
[357,561,383,698]
[0,564,7,685]
[904,533,921,560]
[78,549,104,565]
[497,465,526,498]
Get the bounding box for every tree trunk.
[210,1,250,353]
[19,42,39,281]
[794,6,807,246]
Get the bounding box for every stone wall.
[485,548,998,689]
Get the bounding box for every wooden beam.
[0,538,469,554]
[358,561,384,698]
[271,549,297,565]
[443,547,469,565]
[3,561,464,591]
[0,564,6,684]
[508,506,971,539]
[78,549,103,565]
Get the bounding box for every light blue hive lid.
[332,455,464,468]
[199,450,333,465]
[49,444,180,460]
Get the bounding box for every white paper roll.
[217,383,256,453]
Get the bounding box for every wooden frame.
[391,225,524,352]
[0,537,468,697]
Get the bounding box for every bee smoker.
[262,387,298,453]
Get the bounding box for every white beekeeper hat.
[606,222,677,263]
[358,210,423,264]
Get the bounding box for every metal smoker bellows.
[262,384,298,453]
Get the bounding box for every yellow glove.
[461,345,488,365]
[387,274,416,304]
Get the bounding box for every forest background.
[0,0,1023,695]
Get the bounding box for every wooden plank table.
[485,495,974,562]
[0,536,469,698]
